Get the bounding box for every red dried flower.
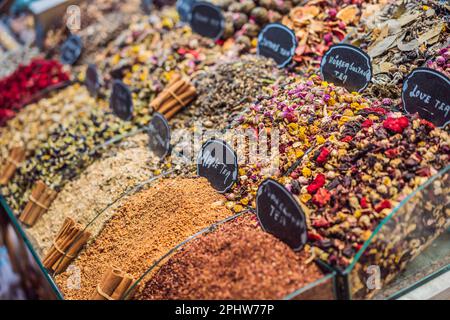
[313,188,331,207]
[312,217,330,228]
[316,147,330,165]
[307,173,326,194]
[308,231,324,242]
[383,116,409,134]
[375,199,392,213]
[385,148,399,159]
[420,119,435,129]
[361,119,373,128]
[341,135,353,143]
[360,197,368,209]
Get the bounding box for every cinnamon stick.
[43,217,91,274]
[153,79,186,111]
[150,74,182,110]
[91,266,135,300]
[159,86,197,115]
[0,147,25,185]
[19,181,47,226]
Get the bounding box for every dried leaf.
[418,23,444,44]
[397,39,419,52]
[336,5,359,25]
[396,12,420,27]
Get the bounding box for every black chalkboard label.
[190,2,224,40]
[177,0,196,22]
[148,112,171,159]
[256,179,308,251]
[402,68,449,128]
[197,139,238,193]
[110,80,133,121]
[320,44,372,93]
[257,23,297,68]
[85,64,100,97]
[60,34,82,65]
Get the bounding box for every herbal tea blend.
[140,213,323,300]
[55,177,233,300]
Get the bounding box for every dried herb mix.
[55,178,233,300]
[140,213,323,300]
[0,84,101,163]
[26,134,159,256]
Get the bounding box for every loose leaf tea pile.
[284,112,449,268]
[140,213,323,300]
[1,107,148,212]
[0,59,70,125]
[350,0,450,99]
[26,134,160,256]
[282,0,386,73]
[55,178,233,300]
[0,84,102,163]
[226,75,392,213]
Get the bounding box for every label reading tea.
[85,64,100,97]
[190,2,224,40]
[110,80,133,121]
[402,68,450,128]
[257,23,297,68]
[256,179,307,251]
[177,0,196,22]
[60,34,82,65]
[197,139,238,194]
[148,112,171,159]
[321,44,372,93]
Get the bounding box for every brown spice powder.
[55,177,232,300]
[140,214,323,300]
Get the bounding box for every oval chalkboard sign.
[190,1,224,40]
[148,112,171,159]
[257,23,297,68]
[197,139,238,193]
[110,80,133,121]
[256,179,307,251]
[85,64,100,97]
[60,34,82,65]
[320,44,372,93]
[402,68,449,128]
[177,0,196,22]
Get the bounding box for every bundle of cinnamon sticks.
[150,74,197,120]
[0,147,25,185]
[91,266,135,300]
[19,181,57,226]
[43,217,91,274]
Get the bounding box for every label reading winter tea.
[197,139,238,193]
[85,64,100,97]
[110,80,133,121]
[60,34,82,65]
[148,112,171,159]
[256,179,307,251]
[177,0,196,22]
[257,23,297,68]
[402,68,450,128]
[190,2,224,40]
[321,44,372,93]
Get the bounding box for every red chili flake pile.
[0,58,69,125]
[139,214,323,300]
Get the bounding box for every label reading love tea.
[177,0,196,22]
[256,179,307,251]
[321,44,372,93]
[402,68,450,128]
[60,34,82,65]
[197,139,238,194]
[148,112,171,159]
[190,1,224,40]
[257,23,297,68]
[85,64,100,97]
[110,80,133,121]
